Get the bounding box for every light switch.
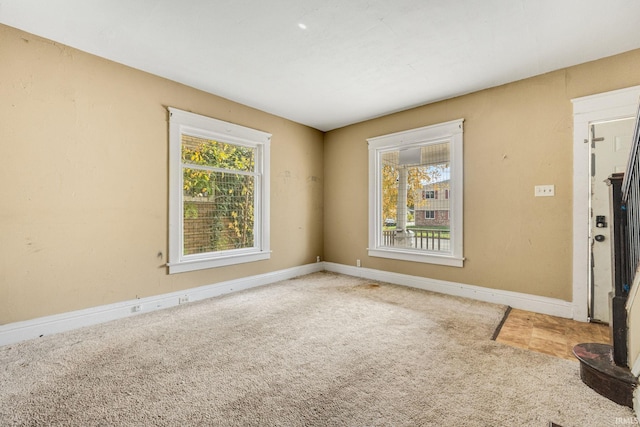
[534,185,555,197]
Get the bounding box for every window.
[423,190,435,199]
[368,119,464,267]
[168,108,271,273]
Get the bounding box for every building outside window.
[416,180,450,227]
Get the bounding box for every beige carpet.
[0,272,635,426]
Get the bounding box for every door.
[589,118,634,322]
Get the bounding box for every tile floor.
[495,308,611,361]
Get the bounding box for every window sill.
[168,251,271,274]
[368,248,464,267]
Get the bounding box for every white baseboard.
[0,262,324,347]
[324,262,575,319]
[0,261,580,347]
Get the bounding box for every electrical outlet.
[356,259,361,267]
[132,305,142,313]
[316,256,320,263]
[534,185,555,197]
[178,296,189,305]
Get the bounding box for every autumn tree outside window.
[168,108,271,273]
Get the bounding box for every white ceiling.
[2,1,640,131]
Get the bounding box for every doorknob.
[595,235,605,242]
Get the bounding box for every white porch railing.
[382,229,450,252]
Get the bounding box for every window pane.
[183,169,255,255]
[182,135,255,172]
[380,142,451,253]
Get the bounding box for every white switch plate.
[534,185,555,197]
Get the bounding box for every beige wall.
[629,304,640,371]
[324,49,640,302]
[0,24,324,324]
[629,280,640,371]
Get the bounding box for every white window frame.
[425,210,435,219]
[168,107,271,274]
[367,119,464,267]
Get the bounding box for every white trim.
[367,248,464,267]
[367,119,464,267]
[572,86,640,321]
[324,262,574,318]
[168,107,272,274]
[0,263,324,347]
